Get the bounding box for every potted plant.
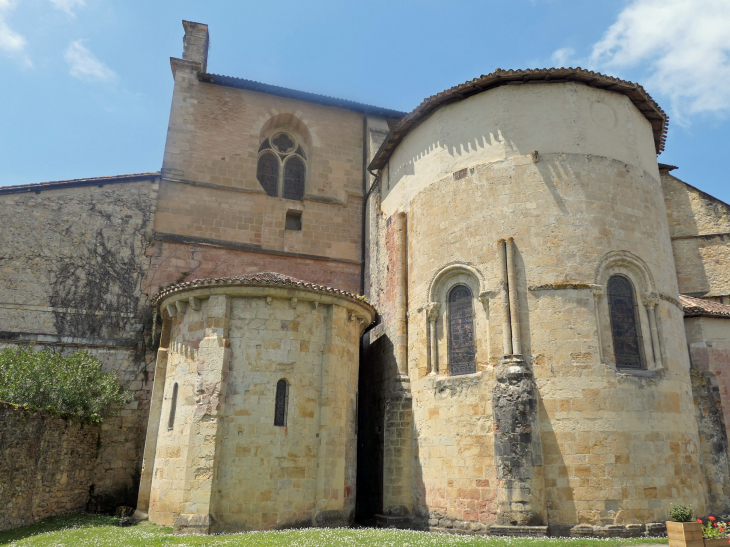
[699,516,730,547]
[667,504,703,547]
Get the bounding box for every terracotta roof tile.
[681,294,730,318]
[369,67,668,171]
[153,272,376,314]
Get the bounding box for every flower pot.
[704,539,729,547]
[667,521,704,547]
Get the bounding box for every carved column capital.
[426,302,440,322]
[590,285,604,300]
[641,292,659,309]
[478,290,497,308]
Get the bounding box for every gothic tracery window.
[448,285,476,375]
[256,132,307,200]
[607,275,644,370]
[274,379,289,427]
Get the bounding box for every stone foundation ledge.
[411,518,667,538]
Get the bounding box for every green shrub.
[0,347,130,423]
[669,503,694,522]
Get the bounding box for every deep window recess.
[448,285,476,375]
[285,211,302,231]
[256,132,307,200]
[607,275,645,369]
[274,379,289,426]
[167,382,178,430]
[256,152,279,197]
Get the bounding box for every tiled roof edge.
[369,67,668,170]
[0,172,161,196]
[680,294,730,318]
[152,272,377,314]
[199,73,407,119]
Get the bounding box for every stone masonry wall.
[0,402,100,531]
[662,172,730,301]
[0,178,159,509]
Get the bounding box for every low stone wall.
[0,402,100,532]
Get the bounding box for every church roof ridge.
[369,67,668,171]
[681,294,730,318]
[152,271,376,312]
[198,72,407,119]
[0,172,161,195]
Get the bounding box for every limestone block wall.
[0,402,100,532]
[662,172,730,301]
[0,177,159,508]
[141,278,374,533]
[365,81,711,527]
[154,56,369,294]
[686,317,730,432]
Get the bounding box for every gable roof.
[369,67,668,171]
[0,172,160,196]
[681,295,730,319]
[199,73,407,119]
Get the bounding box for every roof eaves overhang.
[369,67,668,171]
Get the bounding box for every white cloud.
[0,0,31,67]
[590,0,730,123]
[49,0,85,17]
[65,40,117,83]
[550,47,575,68]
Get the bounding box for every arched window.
[256,132,307,200]
[283,156,306,200]
[274,379,289,427]
[607,275,644,370]
[167,382,178,430]
[448,285,476,375]
[256,152,279,197]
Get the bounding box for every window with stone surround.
[274,379,289,427]
[448,285,476,375]
[167,382,178,430]
[256,132,307,200]
[607,275,645,370]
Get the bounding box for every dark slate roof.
[369,67,668,171]
[198,73,407,119]
[658,163,678,171]
[0,172,160,195]
[681,295,730,318]
[153,271,376,313]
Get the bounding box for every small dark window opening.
[256,152,279,197]
[285,211,302,231]
[607,275,645,370]
[274,379,289,426]
[283,156,306,201]
[448,285,476,375]
[168,382,178,430]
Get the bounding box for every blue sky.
[1,0,728,203]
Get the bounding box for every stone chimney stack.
[181,20,209,73]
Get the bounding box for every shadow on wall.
[355,332,395,522]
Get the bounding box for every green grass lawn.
[0,514,669,547]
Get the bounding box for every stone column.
[492,357,546,526]
[174,295,231,535]
[427,302,440,376]
[642,292,663,368]
[498,239,513,356]
[506,237,522,356]
[591,285,604,362]
[395,212,409,387]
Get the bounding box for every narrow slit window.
[607,275,645,370]
[274,379,289,427]
[448,285,476,375]
[256,152,279,197]
[283,156,306,201]
[167,382,178,430]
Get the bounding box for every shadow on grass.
[0,513,118,545]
